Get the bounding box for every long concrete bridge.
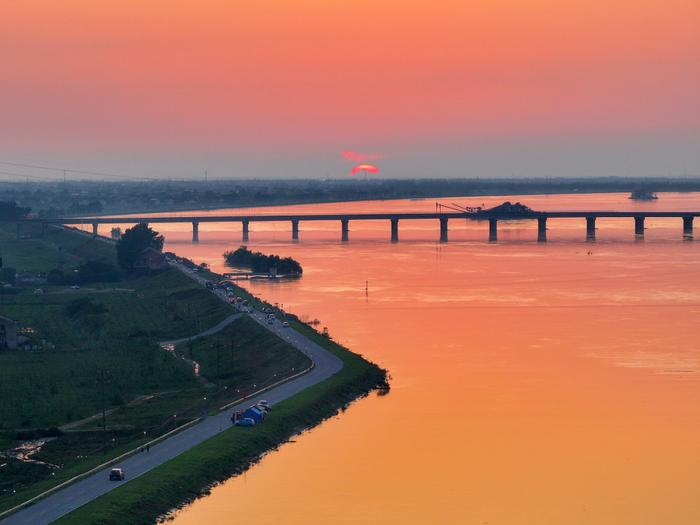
[16,211,700,242]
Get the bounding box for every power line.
[0,170,62,182]
[0,160,159,182]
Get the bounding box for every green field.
[0,225,316,512]
[176,316,311,388]
[0,267,234,430]
[0,224,116,272]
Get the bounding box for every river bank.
[53,316,387,525]
[0,223,387,524]
[0,225,388,525]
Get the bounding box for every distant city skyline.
[2,1,698,179]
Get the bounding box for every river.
[95,192,700,524]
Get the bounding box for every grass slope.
[0,266,232,430]
[54,324,387,525]
[176,316,311,388]
[0,224,116,272]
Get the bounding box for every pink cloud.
[341,150,385,163]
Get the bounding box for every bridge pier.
[439,218,448,242]
[390,218,399,242]
[537,217,547,242]
[488,218,498,242]
[341,219,349,242]
[586,217,596,240]
[92,223,98,236]
[192,221,199,243]
[291,219,299,241]
[683,216,693,236]
[242,219,250,242]
[634,216,645,236]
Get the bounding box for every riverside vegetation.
[0,222,387,522]
[223,246,303,275]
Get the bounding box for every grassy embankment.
[54,320,387,525]
[51,264,388,525]
[0,225,311,512]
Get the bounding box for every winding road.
[1,270,343,525]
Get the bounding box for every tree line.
[224,246,302,275]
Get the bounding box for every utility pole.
[99,368,109,452]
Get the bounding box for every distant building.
[0,315,18,350]
[111,227,122,240]
[135,247,169,271]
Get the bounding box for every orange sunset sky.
[1,1,698,178]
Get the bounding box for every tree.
[76,261,121,283]
[0,201,30,220]
[223,246,303,275]
[116,223,164,270]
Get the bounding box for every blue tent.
[242,406,265,423]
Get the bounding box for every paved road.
[2,280,342,525]
[160,312,242,346]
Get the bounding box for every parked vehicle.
[205,281,214,289]
[235,417,256,427]
[109,468,125,481]
[267,317,274,325]
[282,322,289,327]
[242,406,265,423]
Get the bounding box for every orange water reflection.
[108,193,700,524]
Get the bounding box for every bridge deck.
[19,211,700,224]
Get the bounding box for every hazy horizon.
[2,2,698,180]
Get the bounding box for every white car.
[109,467,125,481]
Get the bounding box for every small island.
[630,189,658,200]
[224,246,303,276]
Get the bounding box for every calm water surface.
[102,193,700,524]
